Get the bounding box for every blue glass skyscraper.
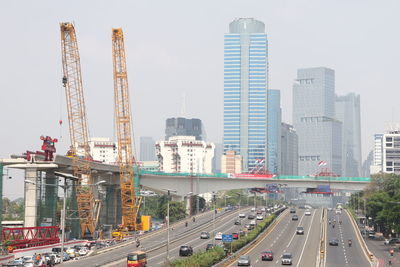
[223,18,268,172]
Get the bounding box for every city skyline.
[1,1,399,199]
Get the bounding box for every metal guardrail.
[139,170,371,183]
[317,208,326,267]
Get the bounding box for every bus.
[127,251,147,267]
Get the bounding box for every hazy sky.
[1,0,399,199]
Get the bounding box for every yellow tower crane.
[112,28,141,231]
[60,22,97,238]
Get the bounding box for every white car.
[239,213,246,218]
[335,209,342,215]
[305,210,311,216]
[256,215,263,220]
[78,247,88,256]
[250,220,256,226]
[215,232,223,240]
[49,253,61,264]
[251,207,256,212]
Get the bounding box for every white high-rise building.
[370,129,400,174]
[88,137,117,164]
[156,136,215,174]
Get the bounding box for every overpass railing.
[138,170,370,183]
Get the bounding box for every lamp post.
[212,192,217,245]
[162,189,177,263]
[224,195,232,208]
[25,176,105,266]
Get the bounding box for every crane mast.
[60,22,97,237]
[112,28,141,230]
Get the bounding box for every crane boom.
[60,22,97,237]
[112,28,141,230]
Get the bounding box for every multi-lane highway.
[64,207,252,267]
[225,208,322,267]
[109,207,258,267]
[325,209,372,267]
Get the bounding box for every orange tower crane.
[60,22,97,238]
[112,28,141,230]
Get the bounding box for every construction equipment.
[60,22,97,238]
[112,28,142,231]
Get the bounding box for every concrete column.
[24,168,38,227]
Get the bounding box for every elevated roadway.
[325,209,372,267]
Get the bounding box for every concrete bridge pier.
[24,168,38,228]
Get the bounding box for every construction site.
[0,22,146,248]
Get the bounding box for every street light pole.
[212,192,216,245]
[163,188,176,263]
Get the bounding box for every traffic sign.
[222,234,233,243]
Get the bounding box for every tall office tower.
[281,123,298,175]
[267,90,281,174]
[293,67,342,176]
[335,93,362,177]
[362,151,373,177]
[165,117,202,140]
[223,18,268,172]
[139,136,156,161]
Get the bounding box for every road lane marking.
[286,213,306,248]
[295,209,317,267]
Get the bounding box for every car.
[305,210,311,216]
[248,214,255,220]
[261,250,274,261]
[328,207,333,211]
[65,248,76,258]
[206,243,214,251]
[251,207,256,212]
[335,209,342,215]
[239,213,246,218]
[49,253,61,264]
[237,255,251,266]
[179,245,193,256]
[290,208,296,213]
[256,215,264,220]
[256,210,262,214]
[232,232,239,239]
[261,207,266,212]
[368,230,376,239]
[215,232,223,240]
[200,231,210,239]
[329,238,339,246]
[250,220,256,226]
[281,253,293,265]
[384,238,400,245]
[234,219,241,225]
[296,226,304,235]
[292,215,298,221]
